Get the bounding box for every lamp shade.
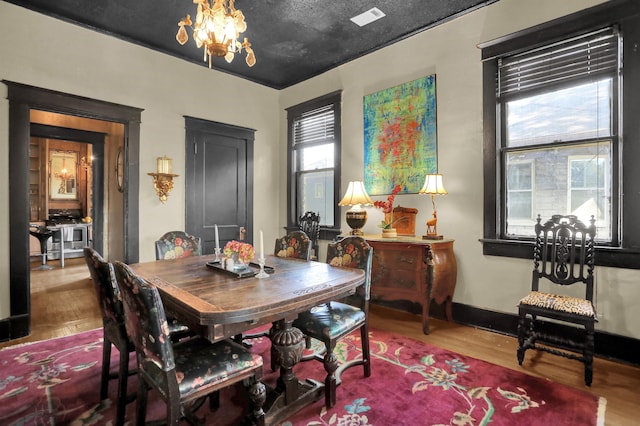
[338,181,373,207]
[419,174,448,196]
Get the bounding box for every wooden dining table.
[130,253,365,425]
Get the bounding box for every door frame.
[2,81,142,340]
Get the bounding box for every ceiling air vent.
[350,7,386,27]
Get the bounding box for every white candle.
[260,230,264,260]
[215,224,220,251]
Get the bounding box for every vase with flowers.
[374,184,403,238]
[223,240,255,271]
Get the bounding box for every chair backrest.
[113,261,176,371]
[155,231,202,260]
[299,211,320,258]
[84,247,124,327]
[533,214,596,301]
[274,230,312,260]
[326,236,373,301]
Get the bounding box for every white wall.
[280,0,640,339]
[0,2,281,319]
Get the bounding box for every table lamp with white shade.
[338,181,373,235]
[419,174,448,240]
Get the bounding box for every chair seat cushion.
[171,338,262,399]
[293,302,366,341]
[519,291,596,318]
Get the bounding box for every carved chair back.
[299,211,320,259]
[532,214,596,300]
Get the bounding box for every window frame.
[286,91,342,241]
[479,0,640,268]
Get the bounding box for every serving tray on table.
[206,261,274,278]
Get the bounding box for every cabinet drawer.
[372,245,424,271]
[371,268,422,291]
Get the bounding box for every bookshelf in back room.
[28,137,92,260]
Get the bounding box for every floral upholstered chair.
[84,248,192,425]
[274,230,312,260]
[292,236,373,408]
[84,247,133,426]
[155,230,202,260]
[113,261,266,425]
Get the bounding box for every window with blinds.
[497,27,620,241]
[287,92,342,230]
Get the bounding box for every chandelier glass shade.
[176,0,256,68]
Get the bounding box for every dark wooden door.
[185,117,254,254]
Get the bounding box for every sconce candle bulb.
[149,156,179,203]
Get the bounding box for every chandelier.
[176,0,256,68]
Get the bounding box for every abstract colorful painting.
[364,75,438,195]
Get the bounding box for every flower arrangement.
[373,184,403,229]
[223,240,255,264]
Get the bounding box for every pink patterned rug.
[0,327,606,425]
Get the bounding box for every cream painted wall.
[280,0,640,339]
[2,0,638,340]
[0,2,281,319]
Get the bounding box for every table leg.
[264,319,324,424]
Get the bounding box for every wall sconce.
[148,156,179,203]
[419,174,448,240]
[338,181,373,235]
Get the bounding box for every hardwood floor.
[2,257,637,424]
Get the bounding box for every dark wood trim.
[372,299,639,366]
[30,123,106,257]
[3,80,142,340]
[286,90,342,231]
[480,1,640,268]
[448,302,640,366]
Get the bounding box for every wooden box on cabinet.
[365,236,457,334]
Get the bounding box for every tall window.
[287,91,342,234]
[480,1,640,268]
[500,28,619,242]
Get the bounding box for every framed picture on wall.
[49,150,78,200]
[363,75,438,195]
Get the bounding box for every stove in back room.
[45,209,82,227]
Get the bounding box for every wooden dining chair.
[84,247,134,426]
[155,230,202,260]
[299,211,320,260]
[292,236,373,409]
[274,230,312,260]
[113,261,266,425]
[84,248,193,425]
[517,214,598,386]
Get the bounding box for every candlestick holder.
[256,257,269,279]
[214,247,221,263]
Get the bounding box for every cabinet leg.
[422,301,430,335]
[444,296,453,322]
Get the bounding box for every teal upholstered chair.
[113,261,266,425]
[292,236,373,408]
[155,230,202,260]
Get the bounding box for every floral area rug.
[0,327,606,425]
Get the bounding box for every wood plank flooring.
[1,257,637,424]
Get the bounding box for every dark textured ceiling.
[5,0,496,89]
